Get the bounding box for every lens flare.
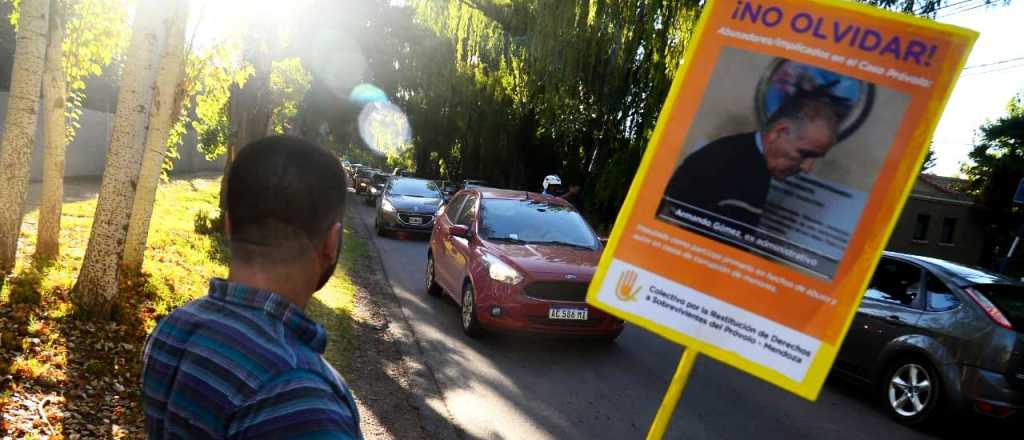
[349,83,388,105]
[358,101,412,156]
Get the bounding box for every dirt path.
[336,198,459,440]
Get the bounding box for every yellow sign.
[587,0,976,404]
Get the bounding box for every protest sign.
[587,0,976,413]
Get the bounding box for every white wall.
[0,91,225,180]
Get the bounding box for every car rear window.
[970,284,1024,329]
[479,199,598,249]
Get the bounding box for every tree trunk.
[0,0,49,273]
[221,32,272,212]
[36,1,66,260]
[72,0,167,319]
[123,0,188,274]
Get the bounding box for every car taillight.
[964,287,1014,330]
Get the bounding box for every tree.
[36,0,130,259]
[72,0,168,319]
[960,92,1024,233]
[268,57,312,135]
[0,0,48,273]
[920,144,937,173]
[122,0,188,274]
[35,0,65,259]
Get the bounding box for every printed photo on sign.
[656,46,910,279]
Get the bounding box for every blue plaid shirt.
[142,278,361,439]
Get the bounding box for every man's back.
[662,132,770,226]
[142,279,361,439]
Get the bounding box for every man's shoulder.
[150,296,322,380]
[689,132,758,160]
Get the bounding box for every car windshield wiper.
[530,240,594,249]
[487,236,528,244]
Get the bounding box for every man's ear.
[323,222,343,263]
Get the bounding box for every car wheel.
[375,216,386,237]
[460,281,482,337]
[882,358,941,425]
[425,254,442,297]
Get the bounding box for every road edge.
[349,206,463,440]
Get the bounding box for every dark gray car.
[835,252,1024,425]
[375,177,445,236]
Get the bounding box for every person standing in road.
[141,136,361,439]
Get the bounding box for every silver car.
[835,252,1024,425]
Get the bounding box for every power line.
[960,61,1024,77]
[917,0,983,15]
[937,0,996,17]
[964,56,1024,70]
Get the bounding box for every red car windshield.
[479,199,598,249]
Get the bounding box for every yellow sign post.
[586,0,976,436]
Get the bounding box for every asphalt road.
[349,197,1001,440]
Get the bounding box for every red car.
[426,187,625,339]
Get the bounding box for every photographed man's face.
[763,118,837,180]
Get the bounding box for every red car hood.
[485,242,600,279]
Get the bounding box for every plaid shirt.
[142,278,361,439]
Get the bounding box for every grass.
[0,175,364,438]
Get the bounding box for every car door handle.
[884,315,902,324]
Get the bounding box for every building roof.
[911,173,975,204]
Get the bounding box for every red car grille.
[524,282,589,302]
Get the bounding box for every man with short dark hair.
[660,90,840,226]
[142,136,361,439]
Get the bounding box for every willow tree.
[123,0,188,274]
[73,0,168,318]
[0,0,48,273]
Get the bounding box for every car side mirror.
[450,224,473,239]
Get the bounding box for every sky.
[931,0,1024,176]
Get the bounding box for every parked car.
[392,167,415,177]
[375,177,446,236]
[353,167,377,194]
[834,252,1024,425]
[366,172,391,206]
[426,188,624,339]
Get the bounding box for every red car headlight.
[485,256,523,285]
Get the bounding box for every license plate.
[409,217,423,225]
[548,306,588,320]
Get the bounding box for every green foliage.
[165,40,253,171]
[269,57,312,134]
[5,0,20,28]
[62,0,131,143]
[920,145,937,173]
[960,92,1024,230]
